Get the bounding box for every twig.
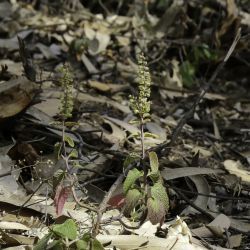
[101,215,141,230]
[168,185,250,201]
[173,188,216,220]
[175,187,250,235]
[150,28,241,157]
[17,181,44,215]
[0,170,11,178]
[71,187,98,212]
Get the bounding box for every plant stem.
[140,117,145,160]
[62,119,66,157]
[140,116,148,190]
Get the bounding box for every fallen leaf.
[224,160,250,184]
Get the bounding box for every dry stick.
[17,181,44,215]
[174,187,250,235]
[72,187,98,212]
[151,28,241,157]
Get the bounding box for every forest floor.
[0,0,250,249]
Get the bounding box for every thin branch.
[71,187,98,212]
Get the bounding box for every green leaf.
[64,121,78,127]
[81,233,91,241]
[69,149,78,158]
[147,197,165,225]
[76,234,104,250]
[148,152,160,182]
[34,233,53,250]
[52,219,77,240]
[151,181,169,211]
[124,188,142,216]
[147,171,160,183]
[180,61,195,87]
[129,132,140,139]
[76,240,88,249]
[144,132,158,139]
[92,238,105,250]
[142,112,151,119]
[123,168,143,194]
[123,153,140,169]
[148,152,159,173]
[47,239,64,250]
[129,119,139,125]
[54,142,62,160]
[65,135,74,147]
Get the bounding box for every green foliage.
[148,151,159,173]
[180,60,195,87]
[52,219,77,240]
[34,232,53,250]
[68,149,78,159]
[148,151,160,182]
[151,181,169,211]
[34,219,104,250]
[76,233,104,250]
[180,43,217,87]
[123,52,169,225]
[123,153,140,169]
[147,181,169,225]
[147,197,165,225]
[124,188,143,216]
[144,132,159,138]
[123,168,143,194]
[59,64,74,119]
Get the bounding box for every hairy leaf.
[123,168,143,194]
[69,149,78,158]
[148,151,160,182]
[123,153,140,169]
[124,188,142,216]
[151,181,169,211]
[65,135,74,147]
[47,239,64,250]
[147,171,160,183]
[34,233,53,250]
[76,240,88,250]
[53,219,77,240]
[147,197,165,225]
[149,151,159,173]
[92,238,105,250]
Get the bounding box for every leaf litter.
[0,0,249,249]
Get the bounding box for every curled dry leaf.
[0,76,37,120]
[224,160,250,184]
[181,176,210,215]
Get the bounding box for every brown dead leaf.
[0,77,37,119]
[88,80,129,93]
